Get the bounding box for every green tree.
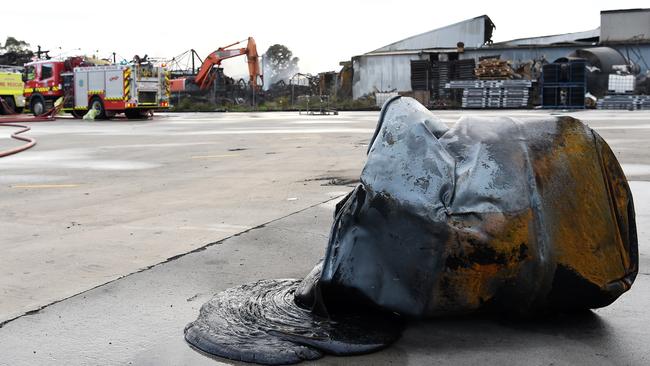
[263,44,299,87]
[0,37,34,66]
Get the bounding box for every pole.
[191,49,195,74]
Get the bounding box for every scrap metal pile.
[185,97,638,365]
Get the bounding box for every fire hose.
[0,97,63,158]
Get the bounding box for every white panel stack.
[446,80,532,109]
[608,74,635,94]
[597,95,650,110]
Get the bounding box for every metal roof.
[493,28,600,47]
[357,9,650,59]
[601,8,650,14]
[368,15,495,54]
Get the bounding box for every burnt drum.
[185,96,638,365]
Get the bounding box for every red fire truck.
[23,57,169,119]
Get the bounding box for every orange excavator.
[170,37,262,93]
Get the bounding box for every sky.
[2,0,648,78]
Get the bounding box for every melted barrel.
[185,96,638,365]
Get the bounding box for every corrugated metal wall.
[601,10,650,43]
[352,54,428,99]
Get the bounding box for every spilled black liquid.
[184,279,404,365]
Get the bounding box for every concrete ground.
[0,110,648,365]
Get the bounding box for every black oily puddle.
[184,279,404,365]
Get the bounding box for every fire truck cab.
[24,58,170,119]
[23,60,66,115]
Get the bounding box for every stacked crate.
[541,60,586,109]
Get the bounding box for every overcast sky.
[2,0,648,78]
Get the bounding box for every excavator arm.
[194,37,262,91]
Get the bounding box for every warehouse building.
[351,8,650,100]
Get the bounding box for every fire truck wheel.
[2,96,17,114]
[30,95,45,116]
[71,110,85,119]
[89,97,107,120]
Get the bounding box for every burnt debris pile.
[185,96,638,365]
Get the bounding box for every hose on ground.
[0,97,63,158]
[0,122,36,157]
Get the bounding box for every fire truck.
[0,66,25,114]
[23,57,170,118]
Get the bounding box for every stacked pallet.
[475,59,514,79]
[410,60,430,91]
[541,61,586,109]
[597,94,650,110]
[453,59,476,80]
[409,59,478,104]
[446,80,532,109]
[432,61,451,100]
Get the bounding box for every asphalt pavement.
[0,110,648,365]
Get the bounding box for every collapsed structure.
[167,38,262,106]
[185,97,638,365]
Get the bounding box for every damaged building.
[351,8,650,108]
[352,15,495,99]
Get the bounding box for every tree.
[263,44,299,87]
[2,37,30,53]
[0,37,34,66]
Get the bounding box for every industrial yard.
[2,2,650,366]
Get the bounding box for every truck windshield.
[41,64,53,79]
[25,66,36,81]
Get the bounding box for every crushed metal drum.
[185,96,638,365]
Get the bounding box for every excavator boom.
[193,37,262,91]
